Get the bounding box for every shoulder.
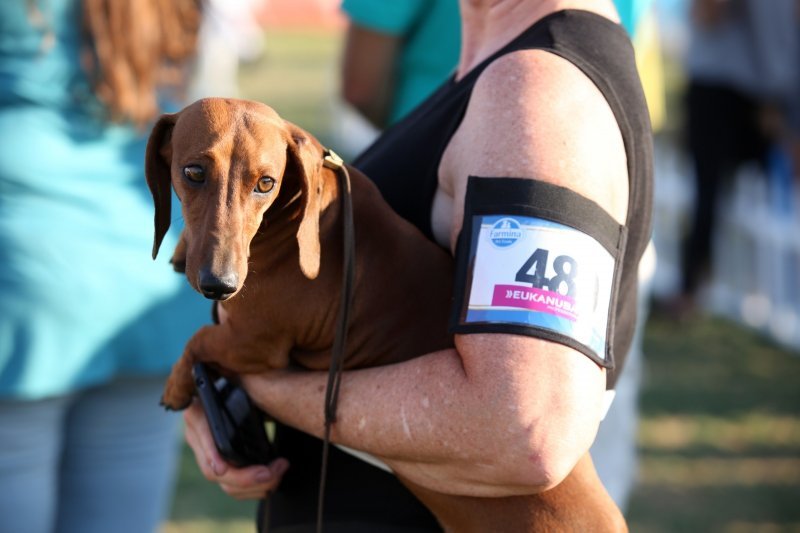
[440,48,629,240]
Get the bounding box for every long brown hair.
[81,0,203,126]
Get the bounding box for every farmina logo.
[488,218,523,247]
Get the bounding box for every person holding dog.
[184,0,653,530]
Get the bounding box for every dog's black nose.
[198,269,238,300]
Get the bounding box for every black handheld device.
[192,362,275,467]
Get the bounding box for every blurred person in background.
[0,2,208,532]
[671,0,799,318]
[332,0,461,158]
[340,0,461,130]
[337,0,663,513]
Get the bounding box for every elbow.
[518,445,582,492]
[497,420,597,494]
[340,81,388,129]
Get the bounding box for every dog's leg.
[161,323,226,410]
[161,351,196,410]
[160,323,293,410]
[170,230,188,273]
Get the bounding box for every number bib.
[451,177,627,368]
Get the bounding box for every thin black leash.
[315,149,355,533]
[255,150,354,533]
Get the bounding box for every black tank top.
[268,10,653,530]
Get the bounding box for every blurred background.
[163,0,800,531]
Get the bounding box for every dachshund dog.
[145,97,626,532]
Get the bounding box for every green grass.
[165,443,257,532]
[164,28,800,532]
[628,313,800,533]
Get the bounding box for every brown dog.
[145,97,626,532]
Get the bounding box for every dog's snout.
[198,268,239,300]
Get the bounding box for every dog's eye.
[182,165,205,183]
[255,176,276,194]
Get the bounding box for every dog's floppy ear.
[145,112,178,260]
[285,123,322,279]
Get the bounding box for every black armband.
[450,177,627,368]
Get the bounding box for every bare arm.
[341,23,400,129]
[243,340,604,497]
[237,49,630,498]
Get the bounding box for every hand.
[183,398,290,500]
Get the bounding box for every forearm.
[242,337,605,497]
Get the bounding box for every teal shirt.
[341,0,650,126]
[342,0,461,125]
[0,0,208,399]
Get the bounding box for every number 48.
[514,248,578,297]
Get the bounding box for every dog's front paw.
[160,393,193,411]
[160,370,195,411]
